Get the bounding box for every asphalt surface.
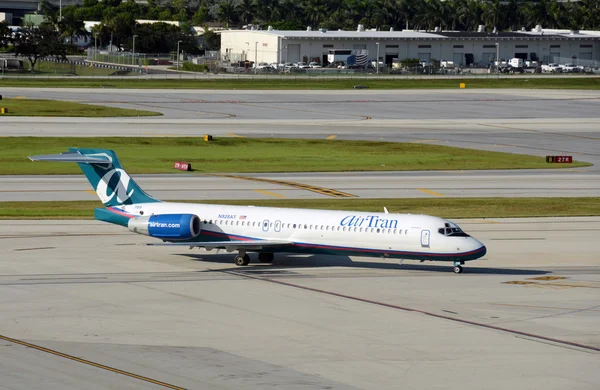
[1,88,599,389]
[1,170,598,201]
[0,218,598,389]
[1,88,599,200]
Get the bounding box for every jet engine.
[128,214,201,240]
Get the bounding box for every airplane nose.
[473,239,486,259]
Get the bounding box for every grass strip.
[1,77,600,90]
[0,137,589,175]
[0,98,161,117]
[2,198,599,220]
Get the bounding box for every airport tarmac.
[1,88,600,169]
[1,169,599,201]
[0,218,598,389]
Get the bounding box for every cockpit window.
[438,224,470,237]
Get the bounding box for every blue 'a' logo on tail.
[70,148,159,206]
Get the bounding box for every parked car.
[560,64,579,73]
[308,62,322,68]
[542,63,562,73]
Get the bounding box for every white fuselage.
[119,202,486,262]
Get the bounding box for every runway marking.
[528,276,567,281]
[417,188,445,197]
[0,334,186,390]
[227,133,246,138]
[207,174,357,198]
[14,247,55,252]
[15,96,26,99]
[84,190,96,195]
[253,189,285,198]
[504,279,599,289]
[223,270,600,353]
[326,134,337,140]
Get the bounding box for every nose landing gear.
[453,261,465,274]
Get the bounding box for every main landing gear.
[453,261,465,274]
[258,252,274,263]
[234,252,250,266]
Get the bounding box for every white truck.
[542,63,562,73]
[495,58,525,73]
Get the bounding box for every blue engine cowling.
[128,214,201,240]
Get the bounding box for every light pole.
[495,42,500,74]
[59,0,62,21]
[254,41,258,74]
[132,34,138,66]
[376,42,380,74]
[94,33,98,62]
[177,40,183,70]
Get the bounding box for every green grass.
[2,197,599,220]
[0,137,590,175]
[1,77,600,90]
[0,98,161,117]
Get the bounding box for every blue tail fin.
[29,148,159,206]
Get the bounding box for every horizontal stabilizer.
[147,240,293,251]
[28,152,112,165]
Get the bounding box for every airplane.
[29,148,486,274]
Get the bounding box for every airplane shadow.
[174,252,549,276]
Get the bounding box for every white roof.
[220,29,446,39]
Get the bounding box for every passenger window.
[293,224,296,228]
[236,221,239,226]
[304,224,307,229]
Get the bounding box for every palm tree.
[217,0,237,28]
[481,0,502,31]
[237,0,255,25]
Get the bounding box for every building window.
[580,44,592,48]
[453,45,464,48]
[323,44,333,48]
[550,45,561,48]
[515,45,528,48]
[418,45,431,48]
[483,45,496,48]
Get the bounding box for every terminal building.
[219,25,600,67]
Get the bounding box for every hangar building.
[219,26,600,67]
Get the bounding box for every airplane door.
[421,230,430,247]
[274,220,281,232]
[262,219,270,232]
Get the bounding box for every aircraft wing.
[147,240,293,251]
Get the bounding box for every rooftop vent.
[268,25,273,31]
[477,25,485,32]
[521,27,526,32]
[534,24,542,32]
[307,26,312,31]
[434,26,440,32]
[319,28,327,33]
[570,30,579,35]
[390,27,394,32]
[357,24,364,32]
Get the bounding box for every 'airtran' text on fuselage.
[340,215,398,229]
[218,214,236,219]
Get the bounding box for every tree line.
[48,0,599,33]
[2,0,599,70]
